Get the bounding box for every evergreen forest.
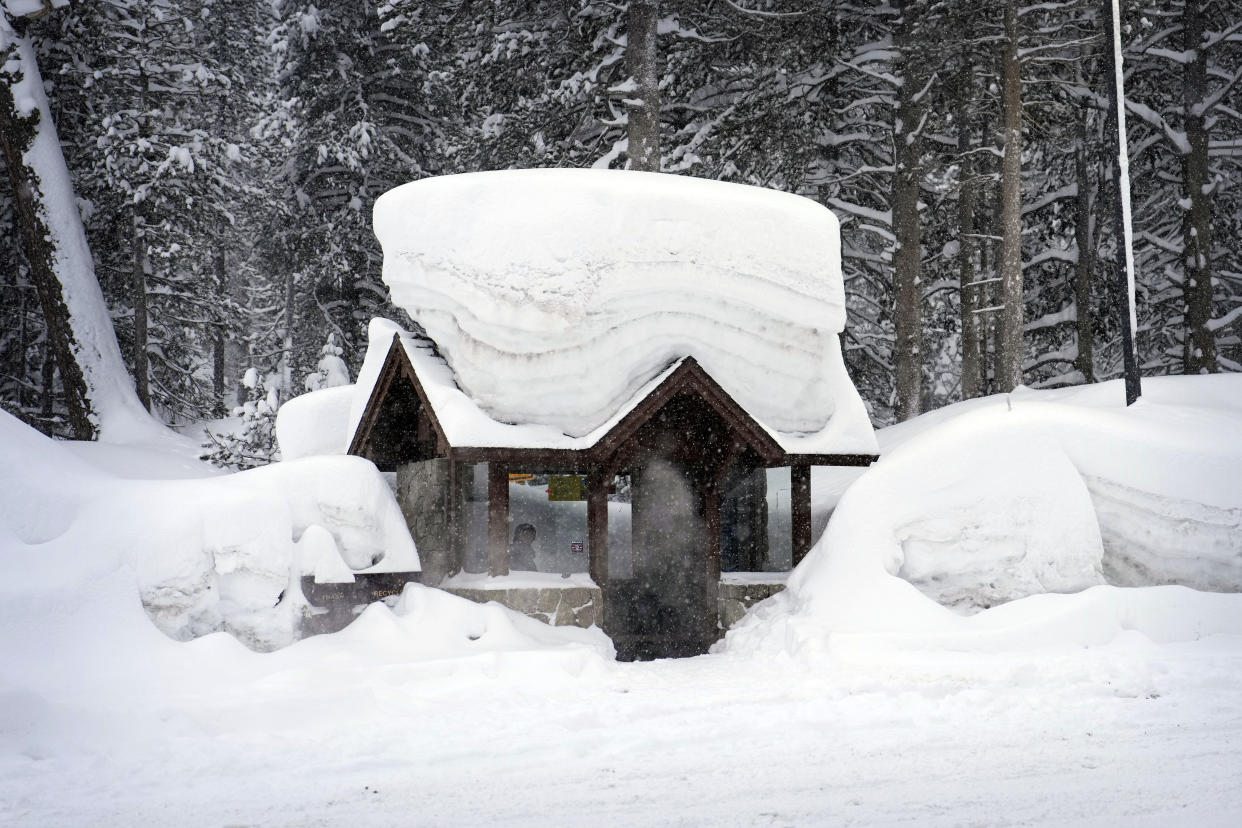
[2,0,1240,439]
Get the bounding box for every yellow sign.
[547,475,585,502]
[508,473,535,483]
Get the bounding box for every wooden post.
[487,462,509,576]
[706,442,737,593]
[447,460,463,577]
[587,473,609,587]
[704,483,722,615]
[791,464,812,566]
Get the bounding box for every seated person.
[509,523,538,571]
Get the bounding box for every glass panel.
[607,474,633,581]
[508,473,589,574]
[766,466,792,571]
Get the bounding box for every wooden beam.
[587,473,609,587]
[449,446,592,471]
[791,463,812,566]
[448,460,463,576]
[704,483,722,609]
[487,462,509,576]
[778,452,878,468]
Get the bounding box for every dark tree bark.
[626,0,660,172]
[132,215,150,411]
[40,345,54,421]
[1181,0,1216,374]
[977,189,995,396]
[892,0,927,420]
[282,266,295,399]
[996,0,1025,392]
[212,246,227,412]
[957,60,983,400]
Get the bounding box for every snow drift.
[274,384,355,461]
[0,411,417,651]
[724,375,1242,657]
[373,169,873,449]
[866,376,1242,598]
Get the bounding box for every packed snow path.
[4,640,1241,826]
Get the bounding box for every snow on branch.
[834,58,901,88]
[1198,65,1242,118]
[721,0,806,19]
[1145,47,1195,65]
[1207,305,1242,333]
[1025,248,1076,268]
[827,197,892,229]
[1021,183,1077,216]
[1124,97,1191,155]
[1203,19,1242,52]
[657,16,735,44]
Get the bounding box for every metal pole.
[1104,0,1142,405]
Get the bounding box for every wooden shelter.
[349,333,875,660]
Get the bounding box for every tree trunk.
[1074,103,1095,383]
[1181,0,1215,374]
[626,0,660,172]
[1102,0,1142,403]
[40,345,54,421]
[212,246,227,412]
[977,190,994,395]
[957,60,983,401]
[996,0,1025,392]
[132,214,150,411]
[17,274,29,410]
[892,0,926,420]
[0,12,148,439]
[281,268,295,400]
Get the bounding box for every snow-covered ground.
[3,376,1242,826]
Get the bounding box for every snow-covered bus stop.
[345,170,878,659]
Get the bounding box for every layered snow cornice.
[374,169,870,447]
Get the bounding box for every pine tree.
[303,332,350,391]
[200,366,279,469]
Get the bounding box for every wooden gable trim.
[780,452,878,467]
[347,333,452,461]
[589,357,785,466]
[346,337,402,458]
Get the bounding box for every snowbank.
[275,385,355,461]
[0,411,417,651]
[824,412,1107,615]
[0,412,608,739]
[722,374,1242,657]
[373,170,874,450]
[326,583,612,663]
[871,376,1242,594]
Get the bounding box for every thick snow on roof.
[374,169,874,451]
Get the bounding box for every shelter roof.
[348,325,878,470]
